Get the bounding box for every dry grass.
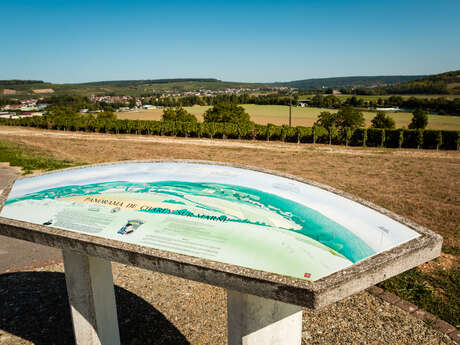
[2,89,16,95]
[116,104,460,130]
[32,88,54,94]
[0,126,458,252]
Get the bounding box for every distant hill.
[77,78,221,87]
[0,78,268,97]
[2,72,460,98]
[381,70,460,94]
[273,75,426,89]
[0,80,44,85]
[418,70,460,84]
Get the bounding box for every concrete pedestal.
[62,250,121,345]
[227,289,303,345]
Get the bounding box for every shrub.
[297,126,313,143]
[203,102,250,124]
[312,126,329,144]
[162,107,197,122]
[270,124,283,141]
[366,128,385,147]
[336,106,365,130]
[398,130,404,148]
[370,111,395,129]
[440,130,459,150]
[384,129,401,148]
[409,108,428,129]
[238,122,254,140]
[403,129,424,148]
[285,126,299,143]
[342,127,353,146]
[423,130,442,149]
[254,124,267,141]
[315,111,336,129]
[266,123,274,141]
[279,125,289,142]
[327,126,339,145]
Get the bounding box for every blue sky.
[2,0,460,83]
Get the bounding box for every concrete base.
[227,289,302,345]
[62,250,121,345]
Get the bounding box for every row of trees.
[1,115,457,150]
[315,106,428,130]
[310,107,427,144]
[338,81,450,95]
[120,93,460,116]
[39,93,296,112]
[308,94,460,115]
[42,95,128,113]
[148,92,460,116]
[40,98,432,133]
[368,109,428,130]
[150,94,297,107]
[161,103,429,132]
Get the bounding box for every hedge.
[1,116,459,150]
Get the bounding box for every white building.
[376,107,400,112]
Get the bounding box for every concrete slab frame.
[0,160,443,344]
[62,250,120,345]
[227,289,303,345]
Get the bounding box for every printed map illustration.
[0,162,419,281]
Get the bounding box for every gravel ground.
[0,262,455,345]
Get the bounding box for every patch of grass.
[0,140,78,174]
[378,268,460,328]
[443,246,460,257]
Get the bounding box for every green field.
[0,140,77,174]
[117,104,460,131]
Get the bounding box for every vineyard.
[1,116,459,150]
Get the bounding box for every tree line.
[308,94,460,115]
[149,94,297,107]
[0,80,45,86]
[338,81,449,95]
[1,113,457,150]
[0,101,456,150]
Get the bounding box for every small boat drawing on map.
[118,219,144,235]
[43,218,55,226]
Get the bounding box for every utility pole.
[289,97,292,127]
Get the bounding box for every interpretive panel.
[0,162,419,281]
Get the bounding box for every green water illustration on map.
[3,181,376,280]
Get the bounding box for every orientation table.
[0,160,442,345]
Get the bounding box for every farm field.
[117,104,460,131]
[0,126,459,330]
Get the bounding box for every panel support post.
[62,250,121,345]
[227,289,302,345]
